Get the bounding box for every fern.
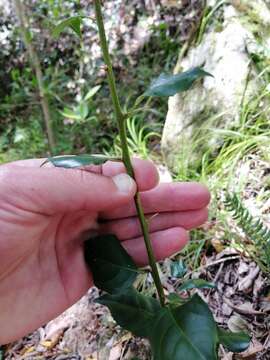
[224,193,270,271]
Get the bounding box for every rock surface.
[161,0,270,169]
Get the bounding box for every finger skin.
[101,182,211,220]
[123,227,189,266]
[102,158,159,191]
[0,165,136,215]
[5,157,159,192]
[100,208,208,240]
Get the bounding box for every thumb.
[1,165,137,215]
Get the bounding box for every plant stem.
[94,0,166,307]
[14,0,56,154]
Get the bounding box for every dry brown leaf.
[222,353,233,360]
[40,332,61,351]
[238,266,260,292]
[211,238,225,253]
[109,344,122,360]
[236,339,264,359]
[20,346,35,355]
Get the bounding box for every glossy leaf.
[145,67,213,97]
[47,154,121,168]
[85,235,138,294]
[52,16,82,38]
[170,259,187,278]
[99,291,219,359]
[218,327,250,353]
[178,279,216,292]
[97,288,161,336]
[150,295,219,360]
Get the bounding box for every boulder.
[161,0,270,169]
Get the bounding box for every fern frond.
[224,193,270,271]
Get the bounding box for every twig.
[176,255,240,287]
[223,297,268,316]
[93,0,166,306]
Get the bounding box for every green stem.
[94,0,166,307]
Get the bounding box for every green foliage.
[0,116,48,163]
[170,260,187,278]
[178,279,216,292]
[217,328,251,353]
[52,16,83,38]
[46,154,120,168]
[99,291,219,360]
[84,235,139,294]
[82,231,249,358]
[109,115,160,159]
[224,193,270,270]
[97,288,161,338]
[60,86,101,123]
[145,67,213,97]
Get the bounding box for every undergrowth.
[224,193,270,272]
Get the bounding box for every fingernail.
[112,174,136,194]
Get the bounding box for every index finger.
[5,157,159,192]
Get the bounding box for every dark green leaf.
[97,288,161,337]
[145,67,213,97]
[218,327,250,353]
[52,16,82,38]
[170,260,187,278]
[150,295,219,359]
[46,154,121,168]
[99,291,219,359]
[85,235,138,294]
[178,279,216,292]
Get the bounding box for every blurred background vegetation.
[0,0,183,161]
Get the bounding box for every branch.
[93,0,166,306]
[13,0,56,154]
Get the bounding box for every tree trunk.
[13,0,56,154]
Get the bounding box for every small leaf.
[46,154,121,168]
[167,293,186,307]
[97,288,161,336]
[170,260,187,278]
[52,16,82,38]
[178,279,216,292]
[60,107,81,121]
[145,67,213,97]
[84,85,101,101]
[85,235,138,294]
[99,292,219,359]
[78,102,89,119]
[218,327,250,353]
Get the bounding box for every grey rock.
[161,0,270,169]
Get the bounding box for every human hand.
[0,158,210,344]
